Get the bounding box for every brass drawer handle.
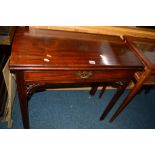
[77,71,93,79]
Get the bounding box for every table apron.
[23,70,135,83]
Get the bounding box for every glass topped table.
[110,36,155,122]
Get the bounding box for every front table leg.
[110,69,151,122]
[16,71,29,129]
[100,81,129,121]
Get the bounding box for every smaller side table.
[110,36,155,122]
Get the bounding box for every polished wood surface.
[10,27,142,71]
[9,27,144,128]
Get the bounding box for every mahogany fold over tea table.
[9,27,143,128]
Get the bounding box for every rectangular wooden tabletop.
[10,27,143,71]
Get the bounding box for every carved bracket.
[26,83,41,96]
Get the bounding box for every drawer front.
[24,70,134,83]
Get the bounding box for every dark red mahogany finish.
[10,27,143,128]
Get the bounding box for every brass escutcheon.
[77,71,93,79]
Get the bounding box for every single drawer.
[24,69,135,83]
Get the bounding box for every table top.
[124,36,155,69]
[10,27,143,71]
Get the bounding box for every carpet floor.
[1,89,155,129]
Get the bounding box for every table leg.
[90,83,99,96]
[16,71,29,129]
[100,81,129,120]
[99,85,107,98]
[110,69,151,122]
